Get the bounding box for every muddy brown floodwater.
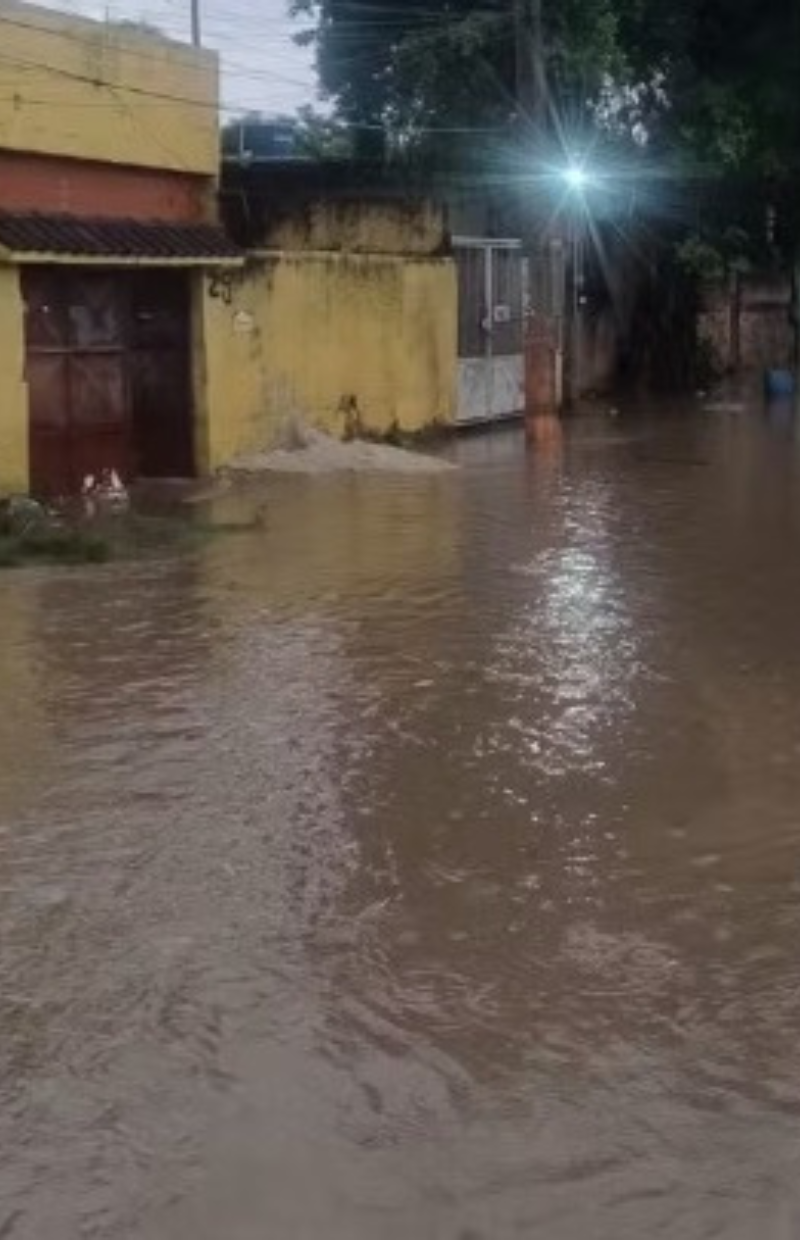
[2,410,800,1239]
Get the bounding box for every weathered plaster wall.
[199,251,457,467]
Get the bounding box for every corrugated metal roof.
[0,211,243,262]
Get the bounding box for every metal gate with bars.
[454,237,528,424]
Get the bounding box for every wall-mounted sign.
[233,310,255,335]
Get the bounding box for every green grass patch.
[0,501,259,571]
[0,527,110,568]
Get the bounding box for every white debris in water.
[81,468,130,514]
[223,421,455,477]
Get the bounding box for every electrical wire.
[0,1,519,123]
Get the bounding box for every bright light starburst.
[563,164,589,191]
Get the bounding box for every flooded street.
[3,409,800,1239]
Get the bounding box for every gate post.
[523,236,565,438]
[524,310,559,423]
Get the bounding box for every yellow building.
[0,0,458,498]
[0,0,241,496]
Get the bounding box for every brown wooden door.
[23,269,194,498]
[24,271,130,497]
[130,272,193,479]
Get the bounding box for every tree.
[290,0,641,146]
[641,0,800,369]
[291,107,354,159]
[291,0,798,173]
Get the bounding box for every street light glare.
[564,164,589,191]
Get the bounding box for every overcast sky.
[46,0,319,115]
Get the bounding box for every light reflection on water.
[1,415,800,1238]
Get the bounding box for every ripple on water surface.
[1,419,800,1237]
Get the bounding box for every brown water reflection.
[2,412,800,1238]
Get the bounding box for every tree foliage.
[290,0,640,135]
[290,0,797,179]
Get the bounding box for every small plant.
[0,526,110,568]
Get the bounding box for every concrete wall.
[699,273,794,373]
[0,0,218,175]
[199,252,457,467]
[0,264,28,493]
[256,199,448,256]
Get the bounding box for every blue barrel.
[764,369,796,398]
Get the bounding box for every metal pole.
[567,214,584,407]
[574,225,582,404]
[191,0,201,47]
[514,0,546,132]
[516,0,559,421]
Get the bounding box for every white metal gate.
[453,237,528,424]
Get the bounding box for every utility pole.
[515,0,560,424]
[514,0,546,138]
[191,0,201,47]
[567,217,584,407]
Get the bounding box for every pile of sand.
[223,421,455,477]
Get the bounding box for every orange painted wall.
[0,150,211,222]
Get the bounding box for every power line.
[0,47,216,108]
[0,8,207,64]
[1,2,320,109]
[0,1,525,121]
[0,7,514,107]
[0,5,313,79]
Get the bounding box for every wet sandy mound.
[223,423,455,477]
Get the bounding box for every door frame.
[23,265,196,497]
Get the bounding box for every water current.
[2,410,800,1238]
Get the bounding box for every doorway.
[453,238,527,424]
[23,268,194,497]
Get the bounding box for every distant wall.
[259,198,447,255]
[255,198,444,256]
[223,180,449,257]
[699,273,794,373]
[199,252,457,467]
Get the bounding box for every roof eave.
[0,252,244,268]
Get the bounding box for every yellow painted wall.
[198,253,457,468]
[261,199,447,256]
[0,264,28,493]
[0,0,218,174]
